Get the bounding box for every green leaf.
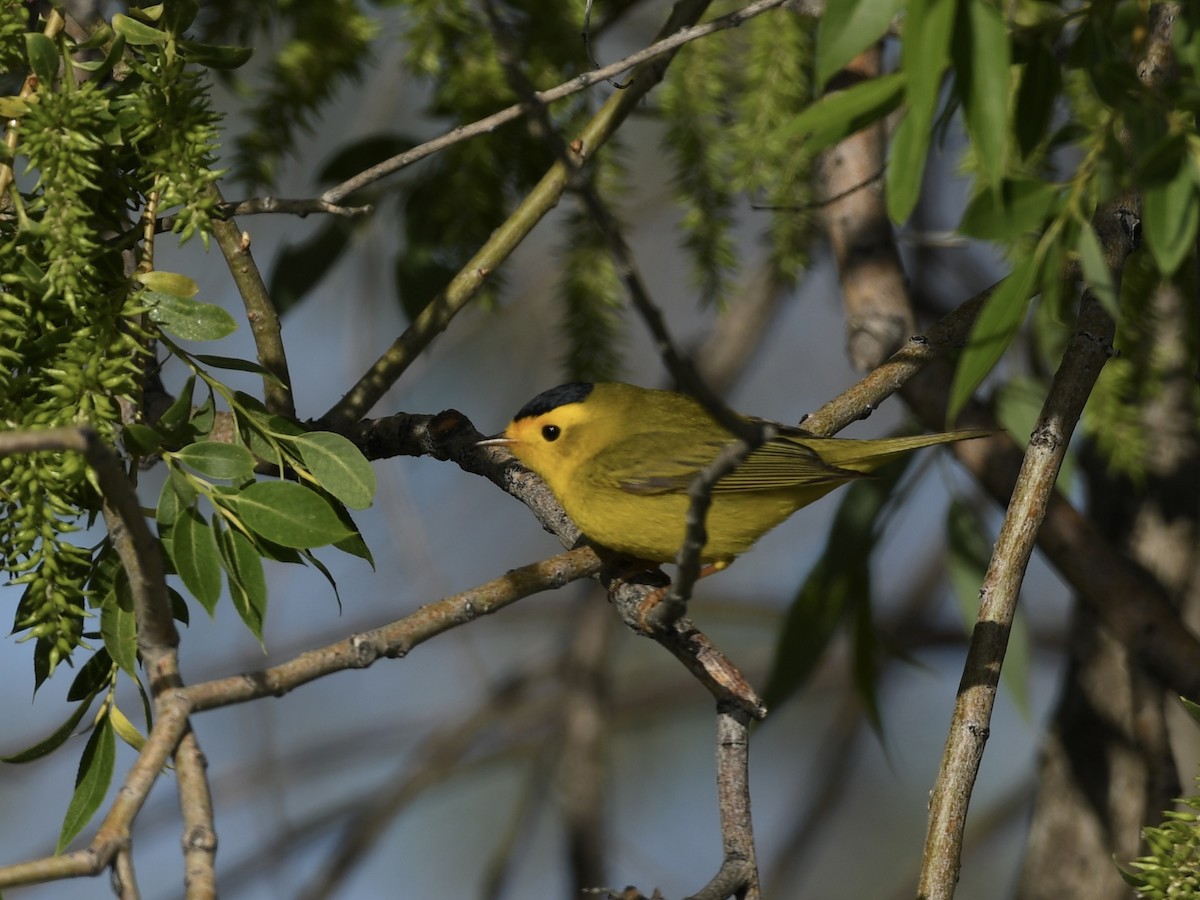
[287,432,376,510]
[231,481,355,548]
[1144,155,1200,277]
[100,581,139,679]
[816,0,907,87]
[762,462,909,713]
[952,0,1011,186]
[121,423,161,456]
[2,696,98,763]
[193,354,284,385]
[783,72,905,154]
[1076,223,1121,320]
[948,255,1039,422]
[179,39,253,69]
[156,375,196,434]
[888,0,957,221]
[173,441,255,480]
[25,33,58,85]
[111,13,168,45]
[947,500,1030,716]
[170,506,222,614]
[146,293,238,341]
[136,270,199,298]
[215,522,267,642]
[56,716,116,853]
[67,650,113,702]
[959,178,1062,240]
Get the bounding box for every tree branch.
[207,184,296,418]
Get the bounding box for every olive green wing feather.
[593,429,862,495]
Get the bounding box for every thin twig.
[206,184,296,418]
[217,196,373,219]
[320,0,793,207]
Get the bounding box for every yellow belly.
[560,483,838,564]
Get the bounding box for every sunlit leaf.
[287,432,376,510]
[231,481,355,548]
[170,506,222,613]
[146,293,238,342]
[173,441,255,481]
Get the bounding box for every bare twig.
[916,205,1139,899]
[684,706,760,900]
[217,196,373,219]
[206,184,296,418]
[319,0,793,207]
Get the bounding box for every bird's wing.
[589,433,726,496]
[600,431,861,496]
[714,436,865,491]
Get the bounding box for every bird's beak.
[476,433,513,447]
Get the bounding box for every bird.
[480,382,988,567]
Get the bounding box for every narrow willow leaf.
[146,293,238,341]
[109,704,146,752]
[762,461,911,712]
[1,696,98,763]
[1144,156,1200,277]
[288,432,377,510]
[816,0,907,87]
[170,506,222,613]
[888,0,957,221]
[193,354,284,385]
[56,716,115,853]
[173,441,255,481]
[1076,223,1121,320]
[100,582,138,679]
[948,255,1039,422]
[959,178,1062,240]
[216,523,267,642]
[953,0,1010,185]
[232,481,355,548]
[783,72,905,153]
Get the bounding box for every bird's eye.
[542,424,561,442]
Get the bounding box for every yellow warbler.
[482,382,986,565]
